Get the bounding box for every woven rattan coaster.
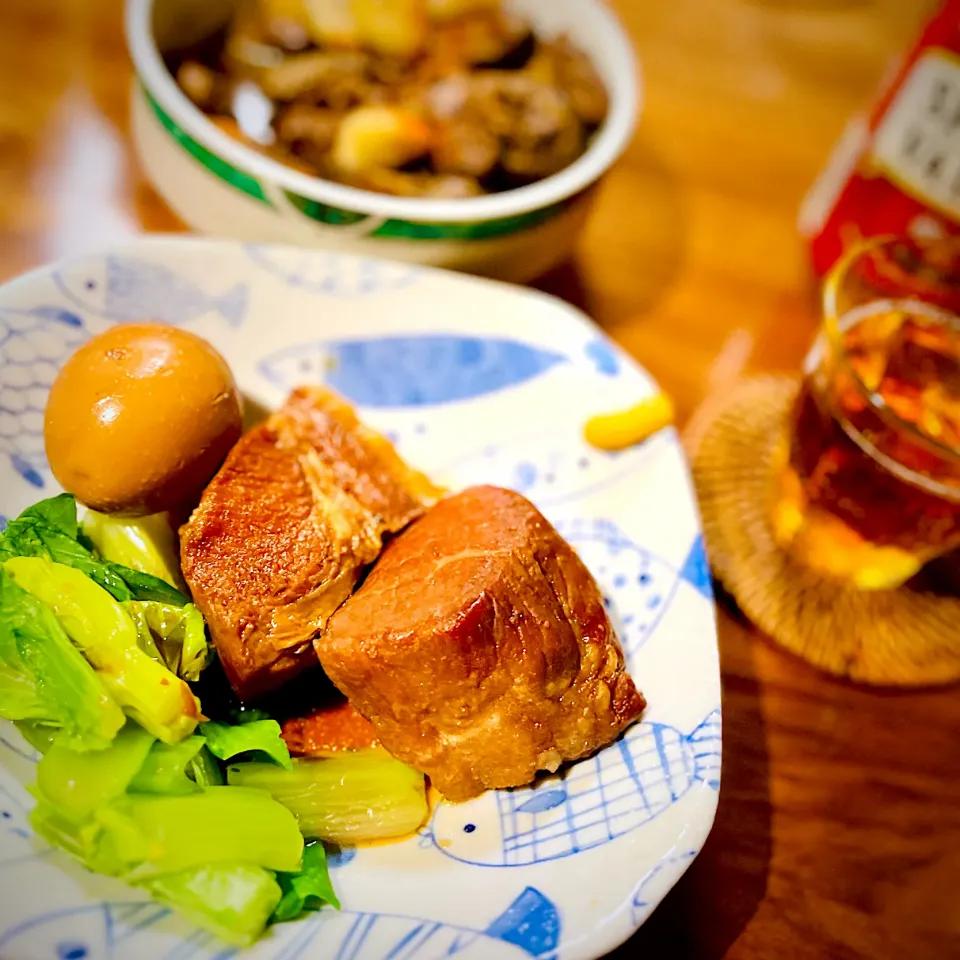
[687,375,960,686]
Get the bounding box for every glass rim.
[821,235,960,474]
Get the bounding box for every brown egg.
[44,323,243,515]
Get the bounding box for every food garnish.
[583,392,676,451]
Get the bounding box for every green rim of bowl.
[143,84,576,241]
[146,85,271,204]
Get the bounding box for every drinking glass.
[771,235,960,589]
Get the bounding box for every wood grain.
[2,1,959,958]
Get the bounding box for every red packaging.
[800,0,960,275]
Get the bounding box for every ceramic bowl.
[0,239,719,959]
[125,0,640,283]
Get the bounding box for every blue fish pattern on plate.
[552,518,691,659]
[679,534,714,599]
[429,710,721,867]
[584,340,622,377]
[442,438,669,511]
[245,246,420,298]
[54,256,247,328]
[0,887,560,960]
[630,849,698,927]
[0,307,89,488]
[258,335,567,407]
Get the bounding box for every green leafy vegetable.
[31,800,127,875]
[29,718,313,943]
[0,568,123,751]
[272,841,339,923]
[227,751,428,844]
[143,865,283,947]
[125,601,209,682]
[30,801,84,859]
[15,721,57,755]
[1,495,134,599]
[128,736,206,795]
[188,745,224,787]
[108,565,189,606]
[81,511,184,590]
[95,786,304,878]
[17,495,79,537]
[1,493,344,946]
[201,719,293,769]
[0,495,188,606]
[4,557,200,743]
[36,721,156,821]
[230,708,272,725]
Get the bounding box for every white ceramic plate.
[0,238,720,960]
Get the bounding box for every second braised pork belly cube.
[318,485,645,801]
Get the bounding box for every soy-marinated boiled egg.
[44,323,242,515]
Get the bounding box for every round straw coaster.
[687,375,960,686]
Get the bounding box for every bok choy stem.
[226,751,428,844]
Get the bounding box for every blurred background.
[1,1,958,958]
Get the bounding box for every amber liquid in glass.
[774,301,960,587]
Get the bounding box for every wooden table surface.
[3,1,959,958]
